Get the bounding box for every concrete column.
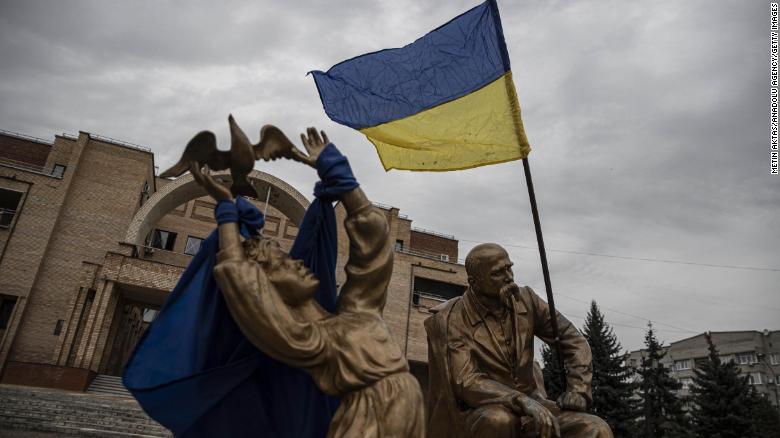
[54,263,99,366]
[54,286,89,366]
[89,289,121,372]
[73,280,113,368]
[81,281,117,371]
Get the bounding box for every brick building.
[0,129,466,395]
[625,330,780,407]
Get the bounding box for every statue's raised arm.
[190,121,424,438]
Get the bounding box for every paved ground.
[0,384,169,437]
[0,431,67,438]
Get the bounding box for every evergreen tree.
[541,343,565,401]
[745,388,780,438]
[583,301,638,437]
[688,332,754,438]
[636,323,691,438]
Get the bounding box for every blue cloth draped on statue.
[123,144,357,437]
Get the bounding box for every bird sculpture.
[159,115,298,198]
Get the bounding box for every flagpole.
[521,157,567,392]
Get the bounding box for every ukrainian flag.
[310,0,530,171]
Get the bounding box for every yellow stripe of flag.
[360,72,530,171]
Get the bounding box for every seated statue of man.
[425,243,613,438]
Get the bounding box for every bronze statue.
[160,114,300,197]
[425,243,613,438]
[189,126,425,437]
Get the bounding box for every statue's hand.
[532,396,561,416]
[513,394,561,438]
[290,127,330,168]
[557,390,588,412]
[190,162,232,202]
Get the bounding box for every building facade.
[0,129,465,394]
[625,330,780,407]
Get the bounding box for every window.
[142,309,158,323]
[412,277,466,305]
[51,164,66,178]
[748,373,764,385]
[283,221,298,239]
[0,189,23,228]
[150,229,177,251]
[675,359,691,371]
[263,216,281,237]
[736,353,757,365]
[770,353,780,365]
[720,354,735,364]
[53,319,65,336]
[0,296,18,329]
[395,240,404,251]
[184,236,204,256]
[679,377,694,390]
[439,254,450,262]
[139,181,150,206]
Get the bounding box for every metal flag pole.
[263,186,272,217]
[258,185,272,238]
[522,157,567,391]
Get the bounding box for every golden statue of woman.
[189,126,424,438]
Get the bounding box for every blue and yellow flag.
[310,0,530,171]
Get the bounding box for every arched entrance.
[124,170,310,247]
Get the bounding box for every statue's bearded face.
[470,247,518,303]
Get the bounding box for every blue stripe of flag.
[310,0,511,130]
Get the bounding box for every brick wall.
[115,256,184,293]
[2,361,94,391]
[0,133,51,168]
[5,134,153,365]
[0,137,78,372]
[410,229,459,261]
[44,136,75,176]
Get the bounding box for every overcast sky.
[1,0,777,352]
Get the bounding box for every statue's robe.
[215,203,425,438]
[426,298,467,438]
[123,198,336,438]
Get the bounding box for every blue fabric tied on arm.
[314,143,358,202]
[214,199,239,225]
[123,143,356,438]
[214,197,262,230]
[216,197,265,238]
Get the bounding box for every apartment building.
[625,330,780,406]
